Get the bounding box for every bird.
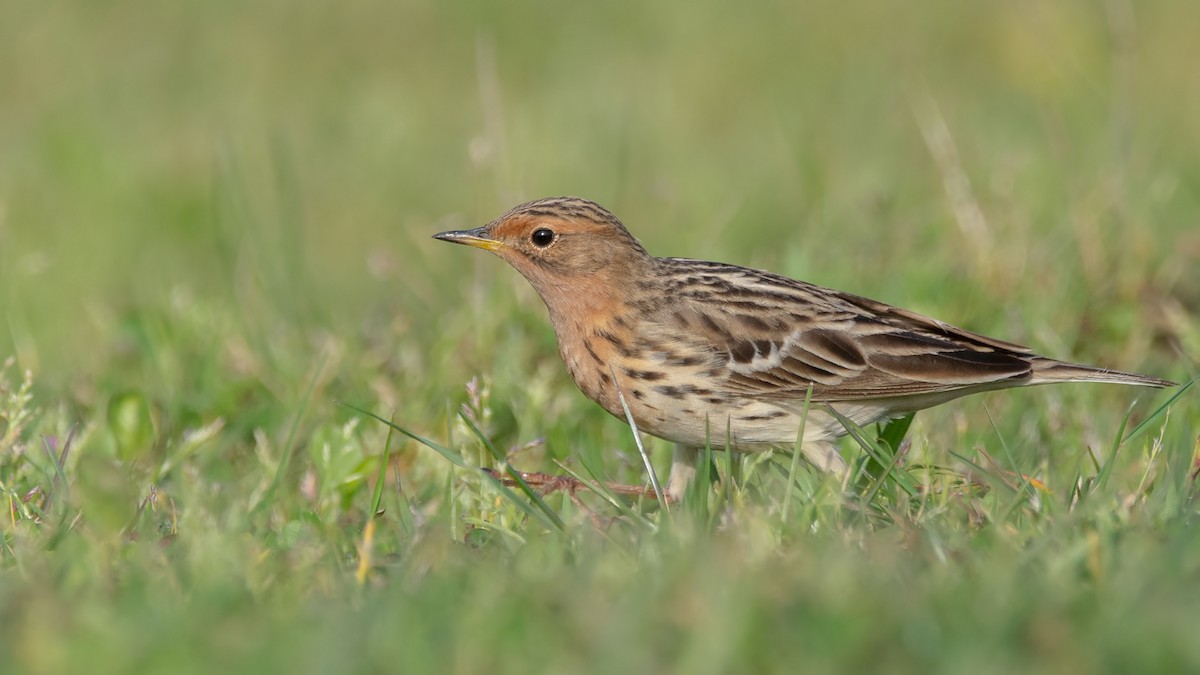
[434,196,1175,500]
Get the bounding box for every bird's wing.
[656,260,1035,402]
[717,318,1032,401]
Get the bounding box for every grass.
[2,0,1199,672]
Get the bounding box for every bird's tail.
[1030,358,1176,388]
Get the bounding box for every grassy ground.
[2,0,1199,672]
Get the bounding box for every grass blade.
[1121,378,1193,447]
[781,386,814,525]
[368,412,395,517]
[252,351,327,518]
[457,412,566,532]
[610,365,666,508]
[343,402,565,534]
[827,405,918,497]
[341,402,468,468]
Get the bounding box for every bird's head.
[434,197,654,296]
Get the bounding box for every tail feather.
[1030,359,1176,388]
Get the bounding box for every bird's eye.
[530,228,556,248]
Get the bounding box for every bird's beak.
[432,226,503,252]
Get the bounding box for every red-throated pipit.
[435,197,1175,500]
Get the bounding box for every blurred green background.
[1,1,1198,673]
[4,0,1195,382]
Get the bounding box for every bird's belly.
[626,389,876,451]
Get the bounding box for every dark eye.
[530,228,556,248]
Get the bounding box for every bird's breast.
[551,313,728,440]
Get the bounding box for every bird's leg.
[801,440,847,474]
[667,444,699,501]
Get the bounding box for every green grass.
[2,0,1199,672]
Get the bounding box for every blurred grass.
[1,0,1198,672]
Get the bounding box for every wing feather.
[652,261,1037,403]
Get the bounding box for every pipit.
[435,196,1175,500]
